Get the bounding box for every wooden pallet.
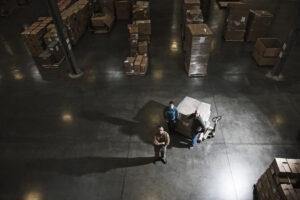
[218,1,240,8]
[125,71,147,76]
[42,57,65,68]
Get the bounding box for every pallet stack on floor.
[245,10,273,42]
[182,0,213,77]
[184,24,213,76]
[255,158,300,200]
[223,2,249,41]
[223,2,274,43]
[21,0,93,67]
[124,0,150,75]
[181,0,203,40]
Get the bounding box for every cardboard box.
[184,24,212,76]
[245,10,273,42]
[224,29,245,41]
[91,12,115,33]
[134,55,143,72]
[287,159,300,176]
[185,9,204,24]
[132,1,150,20]
[140,56,148,72]
[254,38,282,57]
[134,20,151,35]
[138,41,148,55]
[124,57,135,72]
[115,0,131,20]
[252,50,278,66]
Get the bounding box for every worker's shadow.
[3,157,153,176]
[81,100,190,148]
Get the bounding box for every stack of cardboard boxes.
[115,0,131,20]
[216,0,239,8]
[21,17,65,66]
[182,0,203,40]
[62,0,93,42]
[255,158,300,200]
[224,2,249,41]
[57,0,74,12]
[91,8,115,34]
[21,0,93,67]
[184,24,213,76]
[245,10,273,42]
[132,1,149,20]
[252,37,283,66]
[124,0,150,75]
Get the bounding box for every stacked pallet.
[21,17,65,67]
[132,1,149,20]
[255,158,300,200]
[57,0,74,12]
[184,24,213,76]
[124,0,151,75]
[115,0,131,20]
[224,2,249,41]
[252,38,283,66]
[216,0,239,8]
[61,0,93,43]
[182,0,203,40]
[245,10,273,42]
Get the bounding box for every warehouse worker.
[188,110,206,149]
[163,101,179,135]
[153,126,170,164]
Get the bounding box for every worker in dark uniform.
[153,126,170,164]
[163,101,179,135]
[188,110,205,149]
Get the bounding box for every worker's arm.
[165,132,170,146]
[175,107,180,119]
[153,135,162,146]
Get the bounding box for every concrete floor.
[0,0,300,199]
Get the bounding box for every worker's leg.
[167,121,173,135]
[154,145,160,161]
[192,133,200,147]
[161,146,167,161]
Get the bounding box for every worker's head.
[169,101,174,109]
[195,109,200,117]
[157,125,164,134]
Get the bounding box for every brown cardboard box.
[134,55,143,72]
[287,159,300,176]
[130,47,138,56]
[245,10,273,42]
[115,0,131,20]
[140,56,148,72]
[271,158,292,176]
[224,29,245,41]
[138,41,148,54]
[138,35,151,43]
[134,20,151,35]
[252,50,278,66]
[91,12,115,33]
[124,57,135,72]
[185,9,204,24]
[183,0,201,10]
[132,1,150,20]
[254,38,282,57]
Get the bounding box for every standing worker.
[163,101,179,135]
[188,110,206,149]
[153,126,170,164]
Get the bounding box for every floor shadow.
[81,100,167,144]
[5,157,154,176]
[168,134,191,149]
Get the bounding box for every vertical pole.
[46,0,83,78]
[269,1,300,78]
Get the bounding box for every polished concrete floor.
[0,0,300,200]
